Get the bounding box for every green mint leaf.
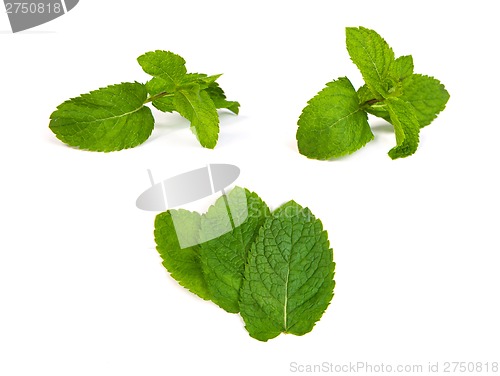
[143,78,176,112]
[346,26,395,98]
[181,73,223,88]
[297,77,373,159]
[239,201,335,342]
[390,55,414,82]
[178,75,240,113]
[205,82,240,114]
[49,82,154,152]
[137,50,187,92]
[154,210,211,301]
[200,74,223,85]
[154,187,269,312]
[386,97,421,159]
[357,84,375,105]
[199,188,269,313]
[181,73,209,83]
[145,77,166,96]
[150,95,176,113]
[173,84,220,149]
[400,74,450,128]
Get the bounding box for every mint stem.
[144,92,174,104]
[363,98,383,106]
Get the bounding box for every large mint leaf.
[239,201,335,341]
[137,50,187,92]
[49,82,154,152]
[401,74,450,128]
[346,26,395,98]
[173,84,219,149]
[199,188,269,313]
[386,97,421,159]
[154,210,210,300]
[297,77,373,159]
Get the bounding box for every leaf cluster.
[49,51,239,151]
[154,187,335,341]
[296,27,450,159]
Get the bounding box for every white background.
[1,1,499,375]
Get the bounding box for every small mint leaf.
[390,55,414,82]
[151,96,175,113]
[173,84,220,149]
[137,50,187,92]
[346,26,395,98]
[145,77,169,96]
[181,73,223,87]
[401,74,450,128]
[386,97,420,159]
[205,82,240,114]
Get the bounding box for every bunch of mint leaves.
[49,51,239,152]
[296,26,450,160]
[154,187,335,342]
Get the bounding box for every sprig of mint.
[154,187,335,342]
[296,27,450,160]
[49,51,239,152]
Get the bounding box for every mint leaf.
[239,201,335,342]
[346,26,395,98]
[145,77,169,96]
[205,82,240,114]
[199,188,269,313]
[173,84,220,149]
[49,82,154,152]
[154,210,210,300]
[297,77,373,159]
[386,97,420,159]
[181,73,223,89]
[400,74,450,128]
[390,55,414,82]
[137,50,187,92]
[154,187,269,313]
[357,84,375,105]
[148,78,240,115]
[150,95,176,113]
[143,78,177,112]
